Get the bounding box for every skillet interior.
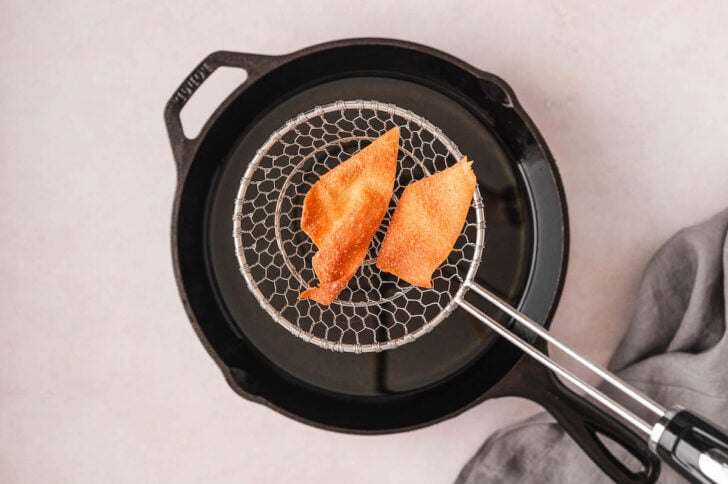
[173,42,567,431]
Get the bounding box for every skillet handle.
[539,371,661,483]
[163,51,278,172]
[493,353,661,483]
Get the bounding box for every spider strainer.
[231,99,669,440]
[232,100,485,353]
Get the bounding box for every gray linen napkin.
[457,209,728,483]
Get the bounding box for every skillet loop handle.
[163,51,274,172]
[539,374,661,484]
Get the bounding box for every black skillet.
[164,39,662,483]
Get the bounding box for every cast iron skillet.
[164,39,660,483]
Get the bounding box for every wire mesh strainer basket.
[233,100,485,353]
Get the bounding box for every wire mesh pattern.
[233,100,485,352]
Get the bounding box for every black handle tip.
[652,408,728,483]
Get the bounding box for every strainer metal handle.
[459,282,728,484]
[459,281,666,434]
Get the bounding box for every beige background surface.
[2,1,727,482]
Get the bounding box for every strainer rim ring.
[232,99,485,353]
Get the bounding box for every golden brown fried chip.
[298,127,399,304]
[376,157,476,288]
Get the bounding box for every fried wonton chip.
[298,127,399,304]
[376,157,476,288]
